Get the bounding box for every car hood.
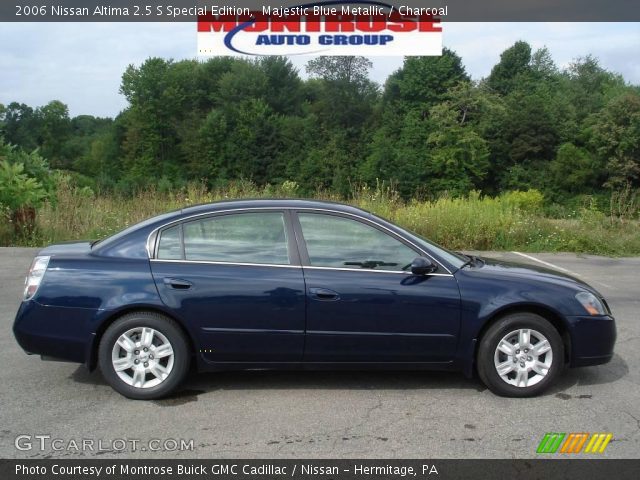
[471,255,602,296]
[38,241,92,256]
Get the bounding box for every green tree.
[565,55,627,121]
[386,49,469,115]
[198,98,281,184]
[362,50,470,197]
[258,56,305,116]
[36,100,72,169]
[304,56,378,188]
[305,56,378,131]
[217,60,268,105]
[425,102,490,195]
[2,102,39,152]
[120,58,178,184]
[590,92,640,188]
[549,143,600,195]
[487,41,532,96]
[529,47,558,82]
[306,56,373,86]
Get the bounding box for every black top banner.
[3,0,640,22]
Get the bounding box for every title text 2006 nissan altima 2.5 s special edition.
[13,200,616,399]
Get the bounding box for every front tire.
[99,312,190,400]
[477,313,564,397]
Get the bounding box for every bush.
[500,189,544,214]
[0,161,46,211]
[0,160,47,234]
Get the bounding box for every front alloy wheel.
[99,312,190,399]
[493,329,553,388]
[478,313,563,397]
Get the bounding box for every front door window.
[298,213,417,271]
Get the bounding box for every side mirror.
[410,257,437,275]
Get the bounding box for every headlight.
[575,291,606,316]
[23,256,50,301]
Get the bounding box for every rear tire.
[477,313,563,397]
[99,312,190,400]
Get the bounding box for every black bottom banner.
[1,459,639,480]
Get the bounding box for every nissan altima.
[13,200,616,399]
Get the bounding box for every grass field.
[2,181,639,256]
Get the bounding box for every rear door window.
[157,212,290,265]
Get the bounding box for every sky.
[1,22,639,118]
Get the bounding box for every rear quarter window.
[157,225,182,260]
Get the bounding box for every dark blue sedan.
[13,200,616,399]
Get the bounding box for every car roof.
[180,198,372,216]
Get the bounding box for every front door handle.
[163,278,193,290]
[309,287,340,301]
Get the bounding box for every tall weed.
[3,181,638,256]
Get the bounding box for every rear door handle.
[309,287,340,301]
[163,278,193,290]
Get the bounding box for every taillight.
[23,256,50,301]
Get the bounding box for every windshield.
[367,212,468,269]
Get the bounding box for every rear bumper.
[566,314,616,367]
[13,300,96,364]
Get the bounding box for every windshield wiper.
[344,260,398,269]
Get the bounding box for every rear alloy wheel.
[111,327,175,389]
[477,313,563,397]
[99,312,190,399]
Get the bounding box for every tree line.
[1,41,639,205]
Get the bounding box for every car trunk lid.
[38,241,92,256]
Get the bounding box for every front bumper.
[566,314,616,367]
